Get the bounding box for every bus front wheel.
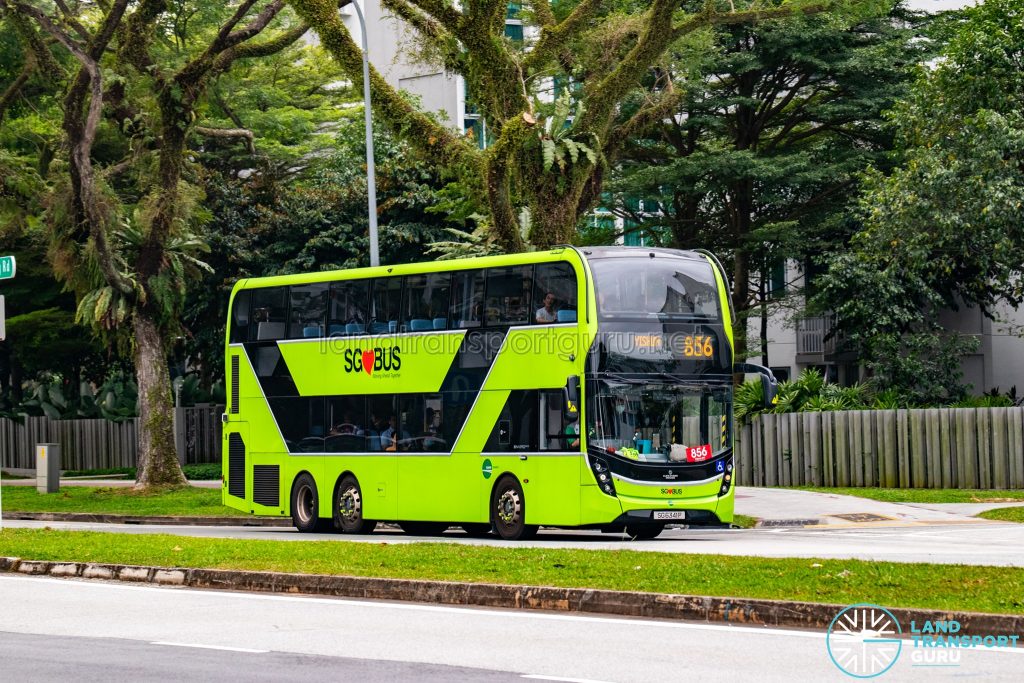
[291,473,324,533]
[492,476,538,541]
[333,475,378,534]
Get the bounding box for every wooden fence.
[0,406,222,471]
[736,408,1024,489]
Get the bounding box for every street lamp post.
[350,0,380,267]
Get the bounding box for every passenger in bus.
[422,407,445,450]
[365,412,387,451]
[535,292,558,323]
[329,410,361,437]
[381,415,410,452]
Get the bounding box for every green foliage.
[8,370,138,421]
[610,1,930,327]
[815,0,1024,393]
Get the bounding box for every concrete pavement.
[734,487,1018,527]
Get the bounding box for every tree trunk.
[133,308,186,489]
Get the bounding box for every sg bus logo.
[343,346,401,375]
[827,603,902,678]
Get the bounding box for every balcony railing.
[796,313,840,358]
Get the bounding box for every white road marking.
[151,641,268,653]
[522,676,615,683]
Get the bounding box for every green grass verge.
[797,487,1024,504]
[0,485,243,517]
[732,514,758,529]
[978,507,1024,524]
[59,464,221,480]
[1,528,1022,614]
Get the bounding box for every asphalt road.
[5,517,1024,566]
[2,575,1020,682]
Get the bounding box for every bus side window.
[450,270,485,329]
[329,280,370,335]
[485,391,538,452]
[230,290,251,343]
[370,277,403,334]
[541,390,578,451]
[484,266,533,327]
[289,283,328,339]
[402,273,450,332]
[534,263,578,324]
[250,287,288,341]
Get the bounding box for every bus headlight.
[590,457,617,497]
[719,458,734,497]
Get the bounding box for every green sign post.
[0,254,14,280]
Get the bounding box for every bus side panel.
[579,482,625,526]
[715,487,735,524]
[443,390,512,523]
[521,455,584,526]
[317,454,396,521]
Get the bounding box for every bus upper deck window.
[370,277,402,333]
[329,280,370,335]
[534,263,577,324]
[289,283,328,338]
[230,290,251,343]
[450,270,485,329]
[403,273,451,332]
[249,287,288,341]
[485,266,533,327]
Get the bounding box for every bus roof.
[232,247,586,292]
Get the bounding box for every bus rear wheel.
[399,522,449,536]
[625,524,664,540]
[333,475,378,534]
[492,476,538,541]
[291,473,323,533]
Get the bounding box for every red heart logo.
[362,349,375,375]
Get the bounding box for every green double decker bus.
[222,246,773,539]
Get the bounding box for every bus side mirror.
[563,375,580,423]
[760,374,778,410]
[734,363,778,410]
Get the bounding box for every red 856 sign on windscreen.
[685,444,712,462]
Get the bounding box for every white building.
[745,261,1024,396]
[339,1,528,148]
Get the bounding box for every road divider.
[1,555,1020,639]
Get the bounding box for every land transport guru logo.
[343,345,401,376]
[826,603,1020,678]
[827,604,903,678]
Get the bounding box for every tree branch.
[0,57,32,125]
[381,0,464,72]
[222,0,287,51]
[289,0,482,171]
[195,125,256,154]
[531,0,555,27]
[53,0,90,42]
[211,22,310,77]
[213,0,260,50]
[523,0,604,73]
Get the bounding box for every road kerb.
[0,556,1021,639]
[2,511,290,527]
